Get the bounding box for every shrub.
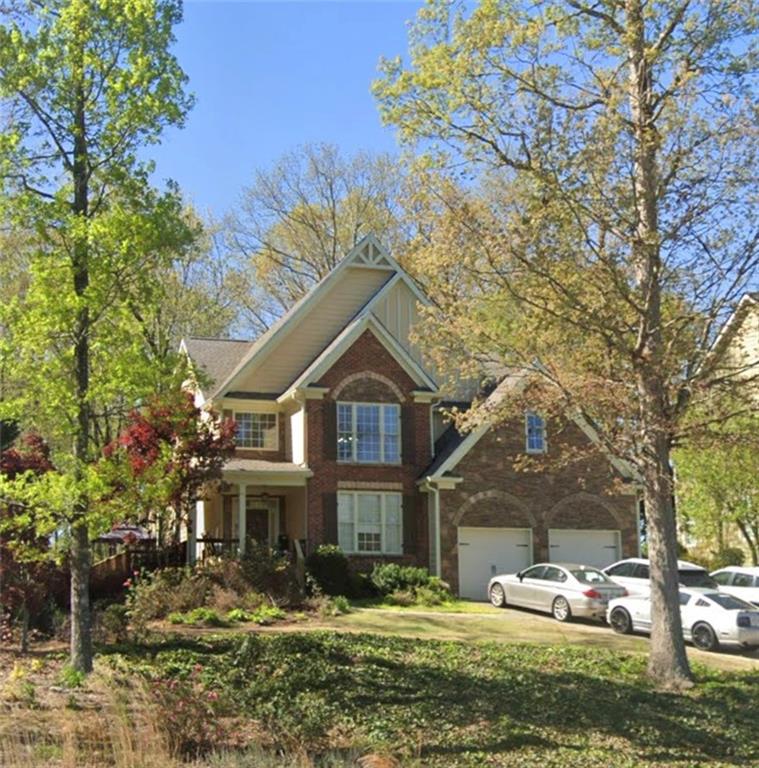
[126,567,213,628]
[305,545,350,596]
[711,547,745,570]
[240,543,301,604]
[226,608,251,623]
[183,607,228,627]
[370,564,452,605]
[98,603,129,643]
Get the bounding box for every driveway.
[323,604,759,673]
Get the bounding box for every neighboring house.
[706,292,759,400]
[181,235,639,599]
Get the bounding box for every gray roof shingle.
[183,337,254,392]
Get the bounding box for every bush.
[126,567,213,629]
[305,545,350,596]
[240,543,301,605]
[369,563,451,606]
[711,547,745,570]
[98,603,129,643]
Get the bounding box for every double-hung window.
[337,492,402,554]
[337,402,400,463]
[235,412,278,450]
[525,412,546,453]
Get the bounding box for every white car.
[607,589,759,652]
[710,567,759,606]
[602,557,717,597]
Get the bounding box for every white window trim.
[338,491,403,555]
[234,411,279,452]
[337,401,401,465]
[525,411,547,454]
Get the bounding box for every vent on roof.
[352,239,393,269]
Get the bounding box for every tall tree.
[227,143,410,335]
[375,0,758,687]
[676,418,759,566]
[0,0,193,672]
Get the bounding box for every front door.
[246,508,270,546]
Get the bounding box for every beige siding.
[235,267,392,393]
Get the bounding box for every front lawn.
[95,631,758,767]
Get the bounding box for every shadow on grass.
[104,631,759,765]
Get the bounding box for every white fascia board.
[418,475,464,490]
[570,412,641,484]
[428,424,490,480]
[222,469,314,487]
[367,315,439,390]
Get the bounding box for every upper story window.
[525,412,546,453]
[235,412,278,450]
[337,402,400,463]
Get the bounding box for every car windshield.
[571,568,611,584]
[678,570,718,588]
[706,593,756,611]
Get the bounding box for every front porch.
[188,459,312,563]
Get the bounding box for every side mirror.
[517,571,525,581]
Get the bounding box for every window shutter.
[323,493,338,545]
[401,405,416,466]
[403,494,416,555]
[323,400,337,461]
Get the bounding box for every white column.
[196,499,206,562]
[188,503,197,566]
[238,483,247,556]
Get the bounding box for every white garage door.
[458,527,532,601]
[548,529,620,569]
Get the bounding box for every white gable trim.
[213,235,423,397]
[278,313,439,404]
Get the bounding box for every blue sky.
[150,1,423,217]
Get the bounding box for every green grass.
[350,597,499,614]
[103,631,759,767]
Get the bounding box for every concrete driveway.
[324,604,759,673]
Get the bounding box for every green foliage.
[305,545,350,596]
[126,568,213,629]
[106,632,759,765]
[97,603,129,643]
[171,607,228,627]
[224,605,285,625]
[240,543,301,604]
[710,547,746,570]
[370,563,452,606]
[58,664,86,689]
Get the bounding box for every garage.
[458,527,532,600]
[548,529,620,569]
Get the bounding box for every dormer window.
[525,412,546,454]
[337,402,400,463]
[235,412,278,450]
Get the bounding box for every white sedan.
[607,589,759,652]
[711,567,759,606]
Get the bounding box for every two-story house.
[181,235,639,599]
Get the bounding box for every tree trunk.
[19,601,29,655]
[69,73,93,674]
[736,520,758,566]
[626,0,692,687]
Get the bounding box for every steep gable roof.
[211,234,435,398]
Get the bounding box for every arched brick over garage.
[446,491,538,599]
[543,492,637,568]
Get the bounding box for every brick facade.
[305,329,432,567]
[438,419,638,594]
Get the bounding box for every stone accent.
[305,329,431,567]
[438,419,638,595]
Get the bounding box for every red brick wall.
[306,330,431,567]
[438,418,638,594]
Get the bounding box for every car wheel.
[489,583,506,608]
[609,606,633,635]
[552,596,572,622]
[692,622,719,652]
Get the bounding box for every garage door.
[548,529,620,569]
[458,527,532,601]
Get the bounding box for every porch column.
[238,483,247,556]
[196,499,206,562]
[187,503,197,566]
